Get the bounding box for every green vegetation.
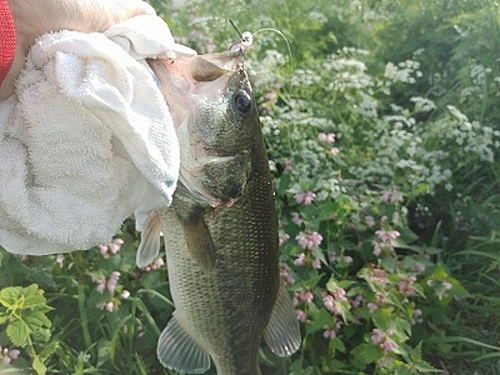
[2,0,500,373]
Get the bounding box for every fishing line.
[252,28,293,71]
[228,20,294,71]
[229,21,295,173]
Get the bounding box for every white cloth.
[0,15,195,255]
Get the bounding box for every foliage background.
[1,0,500,374]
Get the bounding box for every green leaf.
[22,295,47,310]
[24,311,52,330]
[23,284,40,298]
[0,287,21,308]
[38,340,59,362]
[351,343,383,368]
[372,308,392,331]
[0,310,8,325]
[32,356,47,375]
[305,308,333,334]
[6,319,31,347]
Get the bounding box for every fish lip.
[197,49,244,72]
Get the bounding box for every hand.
[1,0,156,99]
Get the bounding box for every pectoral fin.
[157,314,211,373]
[263,282,302,357]
[136,211,162,268]
[182,216,217,271]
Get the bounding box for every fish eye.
[233,91,252,117]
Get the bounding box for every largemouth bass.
[142,49,301,375]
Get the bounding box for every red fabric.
[0,0,15,84]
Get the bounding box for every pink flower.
[371,268,389,287]
[330,147,340,156]
[319,132,336,144]
[372,242,382,256]
[381,186,402,204]
[368,302,378,313]
[333,288,347,302]
[350,295,364,308]
[295,191,316,206]
[99,239,123,257]
[323,295,339,315]
[371,329,396,353]
[291,212,303,226]
[296,230,323,251]
[293,253,305,266]
[280,265,296,285]
[144,258,165,272]
[375,229,400,242]
[105,301,115,312]
[107,279,118,293]
[381,340,396,353]
[99,245,109,257]
[371,329,383,345]
[398,276,417,296]
[1,347,20,365]
[411,309,423,325]
[279,233,290,246]
[96,279,106,294]
[296,309,307,322]
[442,281,452,290]
[297,290,314,305]
[108,243,120,255]
[7,350,19,360]
[323,329,336,339]
[312,258,322,270]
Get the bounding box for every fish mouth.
[196,49,244,73]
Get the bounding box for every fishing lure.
[229,20,253,54]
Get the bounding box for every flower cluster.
[294,230,323,269]
[373,226,401,257]
[280,264,295,286]
[95,271,130,312]
[318,132,340,156]
[98,238,124,259]
[427,279,453,300]
[0,346,20,365]
[296,230,323,251]
[294,191,316,206]
[142,257,165,272]
[371,328,396,353]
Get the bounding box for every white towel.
[0,15,195,256]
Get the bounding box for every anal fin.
[157,314,211,374]
[263,282,302,357]
[136,211,162,268]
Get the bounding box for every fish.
[141,48,301,375]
